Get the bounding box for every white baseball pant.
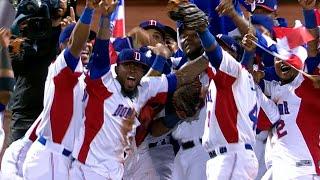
[22,138,72,180]
[206,143,258,180]
[123,140,159,180]
[172,140,209,180]
[1,138,32,178]
[148,134,175,180]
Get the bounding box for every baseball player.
[124,23,177,180]
[260,62,320,180]
[241,10,320,177]
[171,3,261,179]
[22,1,99,178]
[204,31,259,178]
[140,20,166,45]
[166,24,210,180]
[251,34,320,180]
[69,11,212,178]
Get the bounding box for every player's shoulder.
[140,74,167,85]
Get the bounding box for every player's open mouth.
[127,76,136,81]
[280,64,291,72]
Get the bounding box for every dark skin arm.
[299,0,319,57]
[68,0,99,58]
[216,0,254,37]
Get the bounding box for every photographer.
[8,0,68,143]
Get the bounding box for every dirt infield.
[124,3,302,33]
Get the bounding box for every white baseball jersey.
[202,50,258,151]
[35,49,86,151]
[72,64,170,177]
[261,73,320,177]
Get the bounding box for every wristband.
[151,55,166,72]
[303,9,317,29]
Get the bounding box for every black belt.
[148,138,171,149]
[208,144,253,159]
[181,139,202,150]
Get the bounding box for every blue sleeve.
[166,73,177,93]
[88,39,110,79]
[206,47,223,69]
[264,66,280,82]
[198,28,223,69]
[64,48,80,72]
[303,9,317,29]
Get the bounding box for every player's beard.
[120,84,138,100]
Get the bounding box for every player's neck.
[280,73,298,86]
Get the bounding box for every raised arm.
[216,0,254,37]
[299,0,319,57]
[66,0,98,71]
[89,0,118,79]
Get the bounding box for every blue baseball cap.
[139,20,166,37]
[59,24,96,45]
[256,0,277,12]
[112,37,133,52]
[216,34,243,58]
[251,14,274,34]
[117,49,150,70]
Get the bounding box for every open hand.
[298,0,316,10]
[61,7,76,30]
[99,0,118,17]
[216,0,237,17]
[241,28,257,52]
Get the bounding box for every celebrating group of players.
[0,0,319,179]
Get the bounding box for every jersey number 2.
[276,120,287,139]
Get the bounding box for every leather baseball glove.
[172,79,203,120]
[168,2,209,31]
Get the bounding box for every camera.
[9,0,53,61]
[11,0,52,40]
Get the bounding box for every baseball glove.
[168,2,209,31]
[172,79,203,120]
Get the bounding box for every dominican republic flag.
[110,0,125,37]
[254,25,314,70]
[109,0,125,64]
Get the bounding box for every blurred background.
[6,0,302,34]
[124,0,300,32]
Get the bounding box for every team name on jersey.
[277,101,290,115]
[112,104,133,118]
